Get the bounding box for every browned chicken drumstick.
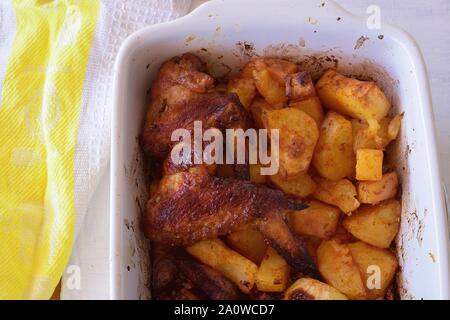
[143,166,319,278]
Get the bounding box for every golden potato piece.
[285,71,316,101]
[348,241,398,299]
[342,199,401,248]
[313,176,360,214]
[312,111,355,181]
[250,98,278,129]
[270,172,316,198]
[357,172,398,204]
[316,69,391,121]
[227,77,256,111]
[284,278,348,300]
[253,68,287,107]
[378,114,403,147]
[249,163,267,184]
[267,108,319,179]
[289,200,341,239]
[285,71,324,126]
[256,247,291,292]
[242,58,298,83]
[356,149,383,181]
[317,240,366,299]
[289,96,324,126]
[187,239,258,293]
[387,114,402,140]
[353,115,402,152]
[377,117,391,147]
[226,228,268,264]
[352,118,383,152]
[260,58,298,84]
[240,60,257,79]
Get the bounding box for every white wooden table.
[63,0,450,299]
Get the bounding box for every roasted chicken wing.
[143,166,319,278]
[141,53,251,161]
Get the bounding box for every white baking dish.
[110,0,450,300]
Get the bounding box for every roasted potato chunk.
[226,228,268,265]
[316,69,391,121]
[313,176,360,214]
[378,114,402,147]
[289,200,341,239]
[240,60,257,79]
[284,278,348,300]
[256,247,291,292]
[356,149,383,181]
[313,111,355,180]
[260,58,298,84]
[285,71,316,101]
[357,172,398,204]
[187,239,258,293]
[286,71,324,125]
[227,77,256,110]
[250,98,278,129]
[342,199,401,248]
[290,96,324,126]
[352,118,383,152]
[317,240,367,299]
[270,172,316,198]
[348,241,398,299]
[267,108,319,179]
[253,68,287,107]
[387,114,402,141]
[242,58,298,83]
[353,115,402,152]
[246,58,298,107]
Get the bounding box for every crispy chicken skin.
[141,53,251,160]
[152,243,203,300]
[162,140,217,176]
[148,53,214,107]
[143,166,319,278]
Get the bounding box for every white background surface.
[71,0,450,299]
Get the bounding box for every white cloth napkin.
[61,0,192,300]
